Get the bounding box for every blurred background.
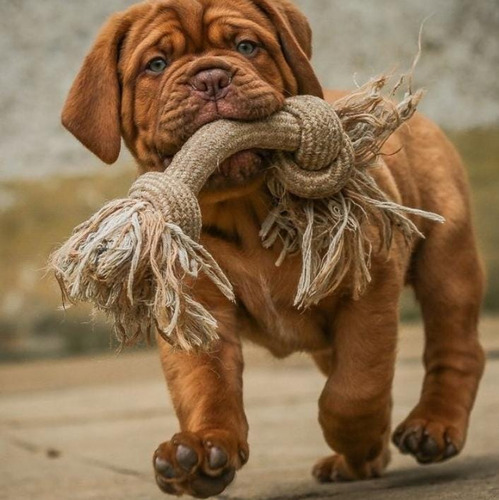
[0,0,498,362]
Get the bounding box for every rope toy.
[50,77,444,350]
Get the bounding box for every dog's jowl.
[61,0,485,496]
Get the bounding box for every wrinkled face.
[120,0,291,189]
[63,0,322,196]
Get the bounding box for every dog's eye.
[146,57,168,74]
[236,41,258,57]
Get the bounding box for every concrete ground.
[1,318,498,500]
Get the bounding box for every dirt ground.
[1,318,498,500]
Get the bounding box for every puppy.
[62,0,485,496]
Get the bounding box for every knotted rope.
[50,77,444,350]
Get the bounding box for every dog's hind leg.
[393,207,486,464]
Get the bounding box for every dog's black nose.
[190,68,231,100]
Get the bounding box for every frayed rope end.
[49,196,234,351]
[262,75,444,308]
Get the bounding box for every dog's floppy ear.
[61,7,142,164]
[252,0,323,98]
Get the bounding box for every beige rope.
[125,95,354,223]
[49,77,444,351]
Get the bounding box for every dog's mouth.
[163,149,272,190]
[159,95,283,190]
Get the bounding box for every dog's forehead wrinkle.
[123,0,276,61]
[165,0,205,49]
[202,0,275,31]
[126,0,205,52]
[122,8,175,60]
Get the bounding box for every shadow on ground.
[223,455,499,500]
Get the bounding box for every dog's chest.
[233,257,332,356]
[201,195,334,356]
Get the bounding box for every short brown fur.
[62,0,485,496]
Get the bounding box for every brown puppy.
[62,0,485,496]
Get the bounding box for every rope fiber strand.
[49,76,444,351]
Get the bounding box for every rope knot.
[275,96,355,199]
[129,172,201,240]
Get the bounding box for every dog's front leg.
[313,271,401,482]
[153,327,248,498]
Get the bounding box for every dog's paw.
[153,430,248,498]
[312,448,390,482]
[392,417,462,464]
